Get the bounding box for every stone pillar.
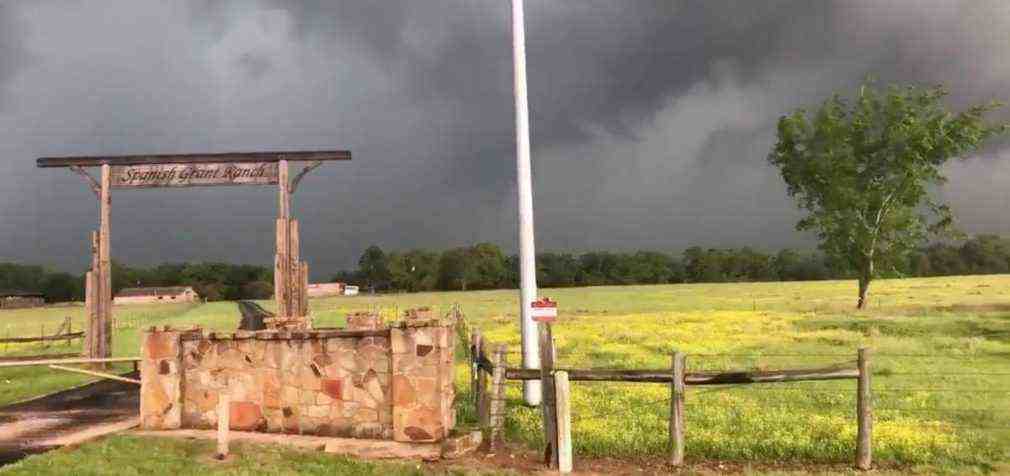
[140,327,184,430]
[391,308,456,443]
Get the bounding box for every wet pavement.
[0,372,139,466]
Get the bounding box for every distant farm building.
[0,290,45,309]
[114,286,199,305]
[306,282,345,298]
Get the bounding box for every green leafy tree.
[388,249,440,292]
[357,245,390,291]
[39,272,81,302]
[537,253,581,287]
[959,234,1010,274]
[683,247,726,282]
[468,243,508,289]
[623,251,676,284]
[241,280,274,300]
[438,247,477,291]
[769,81,1007,308]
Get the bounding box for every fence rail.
[0,331,84,344]
[0,316,82,346]
[503,365,859,385]
[470,325,874,473]
[0,356,141,368]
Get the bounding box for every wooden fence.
[0,316,83,348]
[470,324,873,472]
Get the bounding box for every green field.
[2,275,1009,474]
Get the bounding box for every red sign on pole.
[531,297,557,323]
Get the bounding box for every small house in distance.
[114,286,199,305]
[0,290,45,309]
[306,282,345,298]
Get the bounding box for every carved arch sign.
[36,150,351,360]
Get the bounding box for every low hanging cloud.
[0,1,1008,275]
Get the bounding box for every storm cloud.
[1,1,1009,276]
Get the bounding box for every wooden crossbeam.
[37,150,351,168]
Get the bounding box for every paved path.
[0,373,139,465]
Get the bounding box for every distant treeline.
[0,262,273,303]
[338,234,1010,292]
[3,234,1010,302]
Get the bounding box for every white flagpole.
[511,0,541,406]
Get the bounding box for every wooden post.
[289,219,299,264]
[90,230,99,355]
[300,262,309,319]
[274,218,288,318]
[217,392,230,459]
[670,352,686,466]
[274,159,291,320]
[489,344,508,450]
[288,262,298,320]
[856,347,872,470]
[273,248,285,317]
[278,159,290,219]
[84,233,97,358]
[98,164,112,361]
[65,316,72,347]
[477,336,490,427]
[538,322,558,468]
[555,370,572,474]
[288,220,300,319]
[470,331,480,405]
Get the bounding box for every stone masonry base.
[130,429,482,461]
[140,308,457,446]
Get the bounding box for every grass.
[2,275,1010,473]
[0,435,506,475]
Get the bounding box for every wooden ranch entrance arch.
[37,150,351,360]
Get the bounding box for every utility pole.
[511,0,541,406]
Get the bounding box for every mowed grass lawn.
[2,275,1010,474]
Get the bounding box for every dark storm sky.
[2,1,1010,276]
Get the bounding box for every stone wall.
[140,310,456,443]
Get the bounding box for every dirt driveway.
[0,373,139,465]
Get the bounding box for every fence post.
[856,347,872,470]
[489,344,508,450]
[538,322,559,468]
[470,331,480,405]
[216,392,230,460]
[477,335,490,427]
[670,352,686,466]
[555,370,572,474]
